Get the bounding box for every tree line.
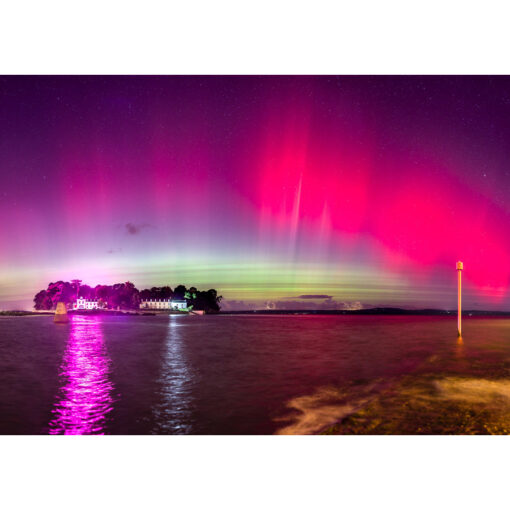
[33,281,222,312]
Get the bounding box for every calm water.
[1,314,510,434]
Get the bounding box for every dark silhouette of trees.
[140,286,174,300]
[33,281,75,310]
[34,289,52,310]
[94,284,112,306]
[139,289,152,301]
[188,288,222,313]
[78,284,94,299]
[107,282,139,310]
[173,285,187,300]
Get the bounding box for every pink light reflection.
[48,316,115,435]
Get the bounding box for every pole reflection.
[152,315,194,434]
[453,334,465,361]
[49,316,114,435]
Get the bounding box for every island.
[33,281,222,314]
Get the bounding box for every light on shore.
[54,301,69,323]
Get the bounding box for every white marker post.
[456,261,463,336]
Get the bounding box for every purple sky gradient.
[2,76,510,310]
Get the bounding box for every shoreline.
[219,308,510,317]
[3,308,510,317]
[0,310,186,317]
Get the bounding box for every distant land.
[3,307,510,317]
[219,308,510,316]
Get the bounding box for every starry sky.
[2,75,510,310]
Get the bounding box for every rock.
[54,301,69,323]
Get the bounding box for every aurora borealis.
[2,75,510,310]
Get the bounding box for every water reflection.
[48,316,114,434]
[454,335,465,360]
[153,315,194,433]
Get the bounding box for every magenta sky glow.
[2,76,510,310]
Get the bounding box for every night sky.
[2,76,510,310]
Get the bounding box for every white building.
[140,299,188,310]
[73,298,100,310]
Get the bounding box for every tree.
[108,281,140,309]
[79,284,93,299]
[35,281,76,309]
[189,288,222,312]
[71,279,82,299]
[173,285,187,300]
[34,290,49,310]
[139,289,153,301]
[159,286,173,299]
[95,285,112,306]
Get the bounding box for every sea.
[1,313,510,434]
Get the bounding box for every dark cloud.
[268,300,364,310]
[222,299,366,311]
[297,294,333,299]
[220,300,258,311]
[270,300,320,310]
[125,223,153,235]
